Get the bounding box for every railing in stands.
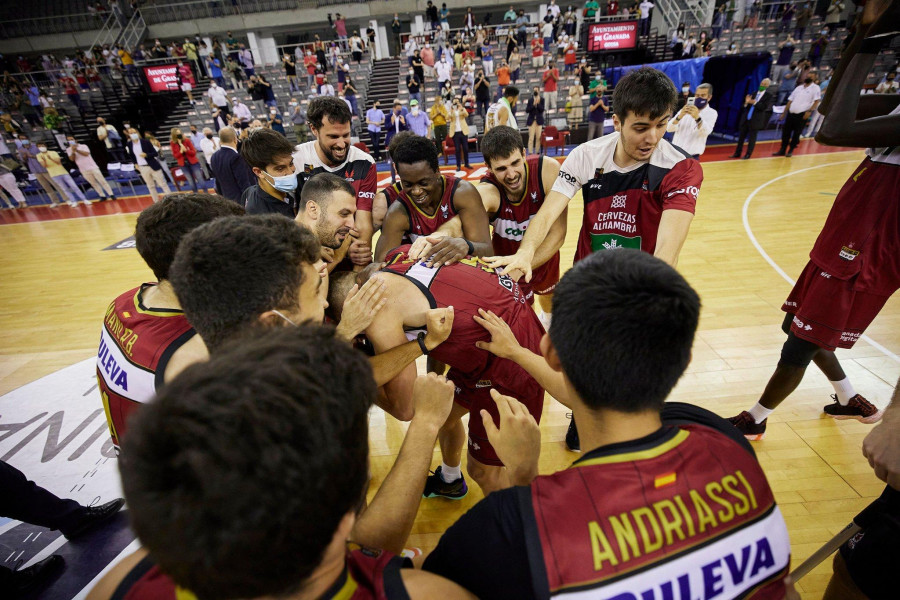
[0,11,104,39]
[89,13,123,56]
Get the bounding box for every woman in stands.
[169,128,203,193]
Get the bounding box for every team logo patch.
[474,379,492,388]
[654,472,677,488]
[304,164,314,173]
[593,167,604,179]
[839,246,859,261]
[591,233,641,252]
[530,191,538,202]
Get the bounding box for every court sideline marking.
[741,159,900,364]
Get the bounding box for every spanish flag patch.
[654,472,677,488]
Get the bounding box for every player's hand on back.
[425,237,469,268]
[423,306,454,350]
[335,277,387,341]
[473,308,523,359]
[862,405,900,490]
[484,250,534,282]
[411,372,456,429]
[481,388,541,486]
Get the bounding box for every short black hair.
[307,96,352,130]
[300,172,355,210]
[169,214,320,351]
[550,249,700,413]
[481,125,525,166]
[392,134,439,172]
[240,127,294,170]
[612,67,677,122]
[387,130,417,160]
[135,193,244,281]
[503,85,520,99]
[120,326,374,600]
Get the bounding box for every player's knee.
[778,332,820,368]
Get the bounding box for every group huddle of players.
[88,6,900,596]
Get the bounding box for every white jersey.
[292,141,378,212]
[485,98,517,131]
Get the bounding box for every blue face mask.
[694,97,708,110]
[263,170,298,193]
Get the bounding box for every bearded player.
[411,126,567,330]
[374,135,492,268]
[293,96,377,268]
[328,247,545,497]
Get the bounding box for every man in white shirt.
[547,0,561,20]
[206,81,230,115]
[774,74,821,157]
[199,128,220,165]
[874,72,898,94]
[639,0,654,36]
[436,55,452,87]
[666,83,718,158]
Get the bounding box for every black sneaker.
[565,413,580,452]
[823,394,884,424]
[727,411,767,441]
[423,466,468,499]
[60,498,125,539]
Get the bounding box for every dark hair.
[392,134,439,171]
[387,130,417,160]
[169,214,320,351]
[120,326,374,600]
[240,127,294,170]
[550,249,700,413]
[135,193,244,281]
[307,96,352,129]
[300,172,355,210]
[481,125,524,166]
[612,67,677,121]
[503,85,520,99]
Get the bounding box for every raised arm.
[366,305,418,421]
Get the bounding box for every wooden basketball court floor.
[1,145,897,598]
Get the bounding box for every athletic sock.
[748,403,773,424]
[830,377,856,405]
[440,462,462,482]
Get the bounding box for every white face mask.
[412,107,419,115]
[130,133,140,141]
[38,146,47,152]
[682,86,690,93]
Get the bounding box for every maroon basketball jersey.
[530,424,791,598]
[395,175,460,241]
[98,284,196,451]
[113,544,410,600]
[381,246,542,387]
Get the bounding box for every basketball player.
[87,327,475,600]
[328,246,545,496]
[293,96,378,268]
[422,249,795,600]
[97,193,244,452]
[168,214,453,386]
[409,125,566,329]
[374,135,492,268]
[295,172,362,273]
[483,85,519,132]
[487,67,703,450]
[727,0,899,440]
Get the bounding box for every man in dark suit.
[123,128,171,202]
[731,78,774,159]
[210,127,255,205]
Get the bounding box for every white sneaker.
[83,199,98,205]
[50,202,60,208]
[68,201,79,207]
